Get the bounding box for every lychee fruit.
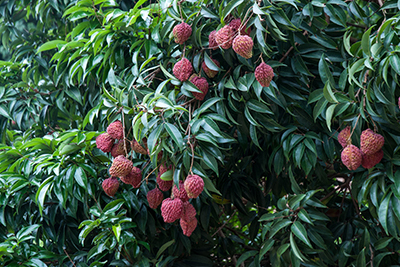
[229,18,251,35]
[107,120,124,140]
[362,149,384,169]
[189,74,209,101]
[202,59,220,78]
[109,155,133,177]
[102,177,119,197]
[157,164,173,191]
[172,181,189,202]
[132,140,147,155]
[161,198,184,223]
[184,174,204,198]
[111,140,127,158]
[180,217,197,237]
[341,144,362,171]
[181,201,196,221]
[255,62,274,87]
[173,58,193,82]
[232,35,253,59]
[338,126,351,148]
[173,22,192,44]
[360,129,384,155]
[147,188,164,209]
[398,97,400,109]
[96,133,114,153]
[209,30,218,50]
[120,166,142,188]
[215,25,234,49]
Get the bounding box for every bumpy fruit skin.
[157,164,173,191]
[102,177,119,197]
[209,30,218,50]
[229,18,251,35]
[341,144,362,171]
[132,140,147,155]
[180,217,197,237]
[360,129,384,155]
[111,140,126,158]
[109,155,133,177]
[362,149,384,169]
[215,25,234,49]
[398,97,400,109]
[161,198,183,223]
[181,201,196,221]
[202,59,220,78]
[173,58,193,82]
[107,120,124,140]
[338,126,351,148]
[184,174,204,198]
[255,62,274,87]
[172,181,189,202]
[96,133,114,153]
[173,22,192,44]
[120,166,142,188]
[189,74,209,101]
[232,35,253,59]
[147,188,164,209]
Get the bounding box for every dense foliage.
[1,0,400,266]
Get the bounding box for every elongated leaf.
[291,221,313,248]
[164,122,183,151]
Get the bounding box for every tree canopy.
[1,0,400,266]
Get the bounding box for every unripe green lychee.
[189,74,209,101]
[173,22,192,44]
[107,120,124,140]
[184,174,204,198]
[173,58,193,82]
[109,155,133,177]
[172,181,189,202]
[181,201,196,221]
[232,35,253,59]
[341,144,362,171]
[360,129,384,155]
[161,197,183,223]
[361,149,384,169]
[209,30,218,50]
[120,166,142,188]
[102,177,119,197]
[147,188,164,209]
[180,217,197,237]
[202,59,220,78]
[255,62,274,87]
[96,133,114,153]
[215,25,234,49]
[338,126,351,148]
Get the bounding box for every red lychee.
[147,188,164,209]
[173,22,192,44]
[362,149,384,169]
[109,155,133,178]
[184,174,204,198]
[232,35,253,59]
[255,62,274,87]
[189,74,209,101]
[157,164,173,191]
[172,181,189,202]
[111,140,127,158]
[209,30,218,50]
[180,217,197,237]
[215,25,234,49]
[173,58,193,82]
[161,198,184,223]
[202,59,220,78]
[181,201,196,221]
[229,18,251,35]
[96,133,114,153]
[107,120,124,140]
[102,177,119,197]
[338,126,351,148]
[360,129,384,155]
[132,140,147,155]
[341,144,362,171]
[120,166,142,188]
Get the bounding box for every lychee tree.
[1,0,400,266]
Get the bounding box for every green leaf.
[323,83,338,103]
[378,192,391,235]
[361,26,373,56]
[37,40,67,53]
[156,240,175,259]
[160,169,173,181]
[222,0,244,22]
[319,54,335,87]
[164,122,183,151]
[374,237,393,250]
[291,221,313,248]
[326,104,336,131]
[236,250,258,267]
[112,224,121,242]
[269,219,292,238]
[259,239,275,260]
[35,177,53,216]
[290,233,307,262]
[204,53,221,71]
[75,167,88,189]
[193,97,223,118]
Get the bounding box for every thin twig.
[63,248,77,267]
[211,210,237,237]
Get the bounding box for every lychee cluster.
[338,126,384,170]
